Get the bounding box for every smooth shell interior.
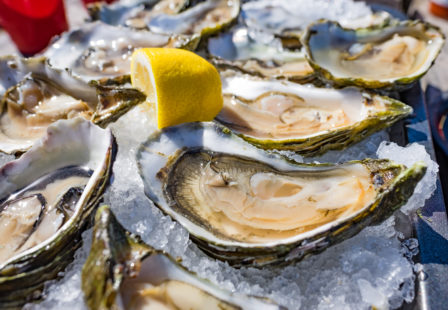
[164,150,377,243]
[218,76,388,140]
[120,253,278,310]
[307,21,444,82]
[0,167,91,264]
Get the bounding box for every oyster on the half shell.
[0,118,115,308]
[303,20,445,90]
[82,205,283,309]
[147,0,240,38]
[216,74,412,156]
[88,0,189,29]
[137,122,426,267]
[45,21,199,84]
[0,56,145,154]
[208,27,314,83]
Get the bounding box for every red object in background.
[430,0,448,19]
[82,0,116,6]
[0,0,68,56]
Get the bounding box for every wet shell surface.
[137,122,426,267]
[82,205,283,309]
[0,118,116,308]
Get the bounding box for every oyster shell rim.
[137,122,426,266]
[0,118,116,307]
[302,19,446,90]
[81,204,284,310]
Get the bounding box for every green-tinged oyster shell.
[137,122,426,267]
[82,205,283,310]
[0,56,145,154]
[0,118,115,308]
[208,27,315,83]
[303,20,445,90]
[217,74,412,156]
[147,0,240,39]
[88,0,189,29]
[44,21,199,85]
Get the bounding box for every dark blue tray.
[398,85,448,310]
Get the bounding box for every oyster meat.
[137,122,426,266]
[147,0,240,38]
[45,21,199,84]
[82,205,282,309]
[0,118,116,308]
[0,56,145,154]
[217,74,412,156]
[303,20,445,90]
[241,0,391,37]
[208,27,314,82]
[88,0,189,29]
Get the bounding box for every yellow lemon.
[130,48,223,129]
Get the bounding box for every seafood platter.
[0,0,446,309]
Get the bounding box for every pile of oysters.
[0,0,444,308]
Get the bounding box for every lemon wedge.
[130,48,223,129]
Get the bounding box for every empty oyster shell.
[0,56,145,154]
[82,205,283,309]
[44,21,199,84]
[88,0,189,29]
[0,118,115,308]
[303,20,445,90]
[217,74,412,156]
[137,122,426,267]
[208,27,314,83]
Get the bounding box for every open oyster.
[216,74,412,156]
[137,122,426,266]
[88,0,189,29]
[0,118,115,308]
[208,27,314,83]
[147,0,240,38]
[45,21,199,84]
[0,56,145,154]
[242,0,391,37]
[303,20,445,90]
[82,205,282,309]
[0,55,35,97]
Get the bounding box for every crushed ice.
[22,101,438,310]
[9,0,438,307]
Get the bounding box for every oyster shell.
[216,74,412,156]
[0,56,145,154]
[44,21,199,84]
[303,20,445,90]
[0,118,115,308]
[242,0,391,37]
[82,205,283,309]
[137,122,426,267]
[147,0,240,38]
[88,0,189,29]
[208,27,314,83]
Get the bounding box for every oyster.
[147,0,240,38]
[303,20,445,90]
[82,205,283,309]
[44,21,199,84]
[88,0,189,29]
[0,55,34,97]
[208,27,314,82]
[137,122,426,267]
[216,74,412,156]
[0,118,115,308]
[0,56,145,154]
[242,0,391,37]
